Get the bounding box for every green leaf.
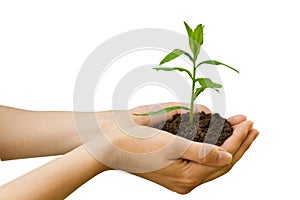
[193,78,222,101]
[193,24,204,45]
[184,22,195,58]
[184,22,193,41]
[183,52,193,62]
[133,106,190,116]
[195,78,222,89]
[193,87,205,101]
[191,24,204,58]
[196,60,239,73]
[183,22,204,60]
[160,49,191,65]
[153,67,193,79]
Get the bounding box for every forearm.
[0,145,108,200]
[0,106,82,160]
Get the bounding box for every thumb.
[180,142,232,167]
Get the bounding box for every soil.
[153,111,233,146]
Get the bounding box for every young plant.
[135,22,239,124]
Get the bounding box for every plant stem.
[189,59,196,124]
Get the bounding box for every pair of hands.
[0,103,258,199]
[84,102,258,194]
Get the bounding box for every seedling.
[135,22,239,124]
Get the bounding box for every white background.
[1,0,299,199]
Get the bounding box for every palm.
[131,103,258,194]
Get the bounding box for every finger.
[179,141,232,167]
[131,102,181,114]
[130,102,211,126]
[161,103,211,114]
[221,120,253,154]
[202,129,259,183]
[130,102,182,125]
[159,103,211,114]
[231,129,259,164]
[193,104,211,114]
[227,115,247,126]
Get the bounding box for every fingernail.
[253,131,259,140]
[217,151,232,165]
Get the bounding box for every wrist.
[76,145,111,174]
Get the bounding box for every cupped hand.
[84,102,258,194]
[201,118,259,184]
[84,102,234,173]
[131,103,259,194]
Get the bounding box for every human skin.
[137,119,257,194]
[0,103,258,198]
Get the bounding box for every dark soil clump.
[154,112,233,146]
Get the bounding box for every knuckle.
[175,188,192,195]
[180,170,200,186]
[200,146,219,164]
[184,176,199,185]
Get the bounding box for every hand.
[129,103,259,194]
[202,117,259,184]
[83,102,234,174]
[0,103,258,198]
